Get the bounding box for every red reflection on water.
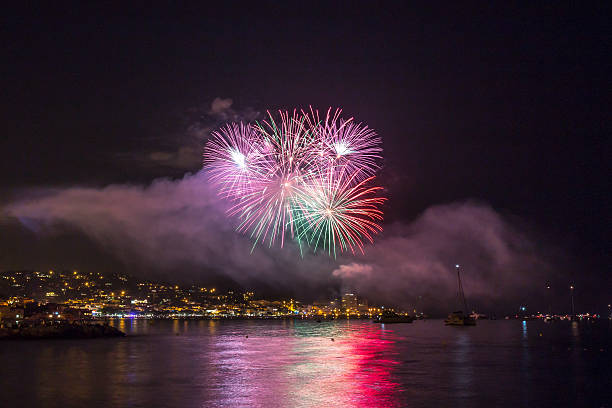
[289,325,400,407]
[207,322,401,407]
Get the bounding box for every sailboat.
[445,264,476,326]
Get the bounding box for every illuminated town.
[0,269,391,326]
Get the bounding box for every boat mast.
[456,264,468,313]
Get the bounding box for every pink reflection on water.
[206,322,401,407]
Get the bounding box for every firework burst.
[204,108,385,255]
[204,122,266,200]
[293,169,385,256]
[305,107,382,181]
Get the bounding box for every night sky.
[1,3,610,312]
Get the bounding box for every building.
[0,306,24,327]
[341,293,359,313]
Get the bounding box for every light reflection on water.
[1,319,611,408]
[197,321,401,407]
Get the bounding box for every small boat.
[445,265,476,327]
[373,310,414,324]
[445,311,476,326]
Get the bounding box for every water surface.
[1,319,611,407]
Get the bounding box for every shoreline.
[0,322,125,340]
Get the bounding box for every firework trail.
[293,168,385,257]
[204,122,265,200]
[204,108,385,255]
[305,107,382,181]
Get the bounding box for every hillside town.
[0,269,382,328]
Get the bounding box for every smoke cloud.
[333,203,549,313]
[5,172,550,313]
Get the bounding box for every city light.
[0,270,402,322]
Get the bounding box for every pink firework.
[204,122,267,200]
[204,107,385,255]
[305,107,382,181]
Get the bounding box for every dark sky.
[1,2,610,310]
